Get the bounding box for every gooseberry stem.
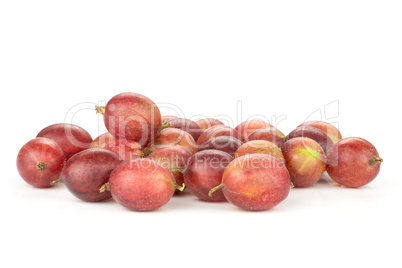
[208,183,224,197]
[37,161,45,171]
[95,105,105,115]
[369,156,383,166]
[161,120,171,130]
[50,179,60,185]
[174,183,185,191]
[99,182,110,193]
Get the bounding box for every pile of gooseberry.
[16,92,383,211]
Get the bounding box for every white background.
[1,1,401,267]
